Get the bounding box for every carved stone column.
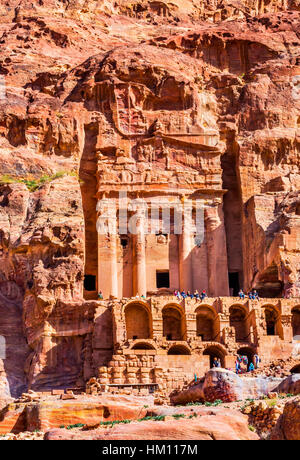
[205,204,229,297]
[97,198,118,299]
[179,204,193,291]
[134,203,147,297]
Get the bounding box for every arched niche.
[162,304,186,341]
[229,305,249,342]
[125,302,152,340]
[237,346,256,370]
[195,306,216,341]
[131,342,156,350]
[167,344,191,355]
[203,345,226,368]
[263,305,283,338]
[292,307,300,340]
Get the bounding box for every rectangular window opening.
[156,270,170,289]
[84,274,96,292]
[228,272,240,296]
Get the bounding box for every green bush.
[186,401,203,406]
[0,170,79,192]
[66,423,85,430]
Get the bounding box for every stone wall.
[84,295,300,394]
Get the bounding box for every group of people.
[174,289,207,301]
[97,288,260,301]
[235,353,261,374]
[238,289,260,300]
[212,357,222,368]
[174,288,260,302]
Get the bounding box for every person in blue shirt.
[249,362,255,372]
[239,289,245,299]
[200,290,207,301]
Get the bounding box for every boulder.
[171,368,283,404]
[0,395,151,433]
[274,374,300,395]
[44,408,259,440]
[270,396,300,440]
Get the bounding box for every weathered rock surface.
[0,394,152,434]
[0,0,299,403]
[44,408,259,440]
[274,373,300,395]
[171,368,293,404]
[270,396,300,440]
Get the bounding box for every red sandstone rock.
[171,368,289,404]
[44,408,259,440]
[0,0,299,411]
[0,394,150,434]
[270,396,300,440]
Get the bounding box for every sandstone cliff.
[0,0,299,397]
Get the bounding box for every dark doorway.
[120,237,129,249]
[156,271,170,289]
[237,347,255,370]
[265,309,277,336]
[291,365,300,374]
[203,346,225,368]
[84,275,96,291]
[229,272,240,296]
[267,323,275,336]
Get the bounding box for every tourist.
[238,289,245,299]
[174,290,181,300]
[242,355,248,369]
[252,289,259,300]
[200,289,207,301]
[254,353,260,369]
[248,291,254,300]
[141,294,146,299]
[213,357,219,368]
[194,290,200,300]
[97,291,103,300]
[217,358,222,368]
[181,290,187,299]
[235,359,241,374]
[249,362,255,372]
[187,291,194,299]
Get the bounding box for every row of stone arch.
[129,337,300,374]
[124,301,300,342]
[130,340,256,369]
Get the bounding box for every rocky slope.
[0,0,299,399]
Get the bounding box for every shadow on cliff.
[0,296,30,398]
[79,122,99,299]
[31,336,85,391]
